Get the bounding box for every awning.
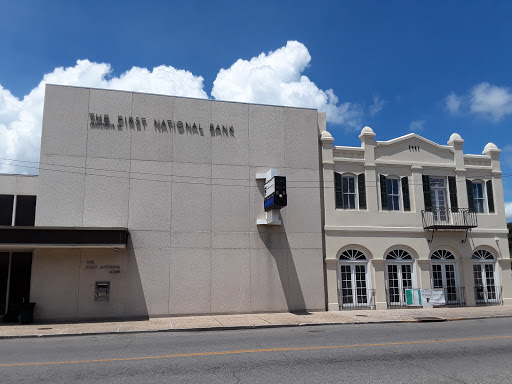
[0,226,129,249]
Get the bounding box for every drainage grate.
[355,314,368,317]
[37,327,53,330]
[414,317,446,322]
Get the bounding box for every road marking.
[1,335,512,367]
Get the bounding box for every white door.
[387,263,413,305]
[432,263,459,304]
[473,263,498,304]
[431,189,447,222]
[339,264,369,308]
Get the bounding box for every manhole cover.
[414,317,446,322]
[37,327,53,330]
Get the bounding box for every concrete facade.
[320,126,512,310]
[26,85,325,321]
[2,84,511,322]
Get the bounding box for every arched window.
[472,250,499,304]
[338,249,371,309]
[472,249,494,260]
[386,249,413,261]
[386,250,414,306]
[431,249,455,260]
[339,249,366,261]
[430,249,460,304]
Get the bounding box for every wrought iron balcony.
[338,288,376,310]
[385,287,466,308]
[475,286,503,306]
[421,208,478,230]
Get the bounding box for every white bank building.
[0,84,510,322]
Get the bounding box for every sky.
[1,1,512,217]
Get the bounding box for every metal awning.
[0,226,129,249]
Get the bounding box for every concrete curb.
[2,314,512,340]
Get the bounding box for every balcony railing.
[338,288,376,310]
[422,208,478,230]
[385,287,466,308]
[475,286,503,306]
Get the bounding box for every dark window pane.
[348,195,355,209]
[8,252,32,313]
[0,252,9,314]
[0,195,14,226]
[15,196,37,226]
[342,178,348,193]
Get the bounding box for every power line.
[0,157,510,189]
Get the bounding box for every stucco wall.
[32,85,325,319]
[321,127,512,310]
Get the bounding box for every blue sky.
[1,1,512,214]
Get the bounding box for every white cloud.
[505,202,512,221]
[0,60,207,174]
[445,82,512,121]
[502,144,512,152]
[211,41,362,128]
[369,96,385,116]
[470,82,512,121]
[409,119,426,132]
[1,41,364,174]
[445,92,461,114]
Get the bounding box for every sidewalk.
[1,306,512,339]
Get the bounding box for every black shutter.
[335,172,343,209]
[401,177,411,211]
[380,175,388,210]
[486,180,495,213]
[358,173,366,209]
[448,176,458,212]
[466,179,475,210]
[422,175,432,210]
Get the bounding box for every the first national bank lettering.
[89,112,234,137]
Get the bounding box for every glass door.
[339,264,369,308]
[431,189,447,223]
[432,263,459,304]
[473,263,498,303]
[387,264,413,305]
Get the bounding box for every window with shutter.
[358,173,366,209]
[380,175,388,210]
[466,179,475,210]
[335,172,343,209]
[448,176,458,212]
[401,177,411,211]
[486,180,495,213]
[422,175,432,210]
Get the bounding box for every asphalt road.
[1,317,512,383]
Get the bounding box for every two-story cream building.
[321,126,512,310]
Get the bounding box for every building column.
[325,259,339,311]
[498,259,512,306]
[417,260,432,289]
[372,259,387,310]
[461,259,476,306]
